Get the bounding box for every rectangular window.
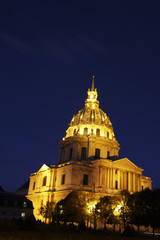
[33,181,36,190]
[95,148,100,158]
[115,180,118,189]
[83,174,88,186]
[107,151,110,159]
[81,147,87,160]
[83,128,88,135]
[42,176,47,186]
[61,174,65,185]
[96,129,100,136]
[69,148,73,160]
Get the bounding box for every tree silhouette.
[96,195,114,229]
[39,201,55,223]
[53,191,87,225]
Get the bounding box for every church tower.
[27,77,152,222]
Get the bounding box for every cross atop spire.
[91,75,95,90]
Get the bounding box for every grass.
[0,220,156,240]
[0,229,155,240]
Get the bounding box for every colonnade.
[98,166,141,192]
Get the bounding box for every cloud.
[64,34,108,60]
[40,34,74,64]
[78,35,108,55]
[0,31,107,63]
[0,32,35,55]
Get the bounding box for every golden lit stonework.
[27,77,152,222]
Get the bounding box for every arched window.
[42,176,47,186]
[96,129,100,136]
[107,132,109,139]
[83,128,88,135]
[74,129,77,135]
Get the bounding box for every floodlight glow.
[87,201,97,214]
[113,201,123,216]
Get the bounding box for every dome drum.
[59,134,119,163]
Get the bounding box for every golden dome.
[70,107,113,130]
[70,76,113,131]
[64,77,116,140]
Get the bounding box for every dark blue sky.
[0,1,160,191]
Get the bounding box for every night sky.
[0,1,160,192]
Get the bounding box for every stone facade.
[27,78,152,221]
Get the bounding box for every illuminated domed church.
[27,77,151,221]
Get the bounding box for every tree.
[151,189,160,236]
[39,201,55,223]
[53,191,87,225]
[119,190,132,228]
[130,188,160,236]
[85,193,98,229]
[112,190,132,228]
[96,195,114,229]
[130,188,152,230]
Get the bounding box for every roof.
[0,186,5,192]
[16,180,29,192]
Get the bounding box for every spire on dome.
[85,76,99,109]
[91,76,95,90]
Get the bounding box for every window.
[21,212,25,217]
[83,174,88,186]
[96,129,100,137]
[33,181,36,190]
[107,151,110,159]
[81,147,87,160]
[23,202,27,207]
[107,132,109,138]
[95,148,100,158]
[42,176,47,186]
[69,148,73,160]
[115,180,118,189]
[74,129,77,135]
[61,174,65,185]
[83,128,88,135]
[60,148,64,162]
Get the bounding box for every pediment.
[113,158,143,172]
[38,164,51,172]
